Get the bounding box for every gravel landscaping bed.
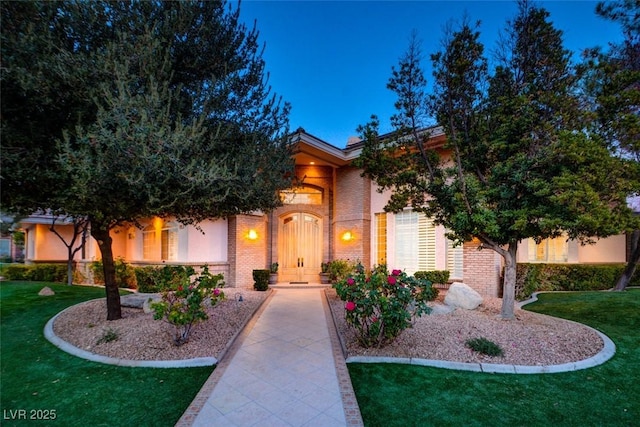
[326,288,604,366]
[53,288,267,361]
[53,287,603,366]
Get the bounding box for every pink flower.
[371,316,378,323]
[345,301,356,311]
[392,269,402,276]
[387,275,397,285]
[346,277,355,286]
[213,288,221,296]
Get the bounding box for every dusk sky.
[239,0,623,147]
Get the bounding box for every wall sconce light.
[341,231,353,242]
[247,229,258,240]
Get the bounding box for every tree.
[584,0,640,290]
[356,1,635,319]
[48,215,89,286]
[1,1,294,320]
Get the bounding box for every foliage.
[133,265,196,293]
[414,270,449,286]
[270,262,279,273]
[327,259,356,282]
[151,266,225,346]
[91,258,137,289]
[321,262,330,273]
[465,337,504,357]
[515,263,640,300]
[355,2,635,319]
[1,1,293,320]
[3,263,67,282]
[333,264,436,348]
[252,269,270,291]
[96,327,120,345]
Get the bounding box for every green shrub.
[415,270,450,285]
[333,265,437,348]
[151,265,225,346]
[134,265,195,293]
[3,263,67,282]
[91,258,137,289]
[465,337,504,357]
[327,259,356,282]
[252,269,270,291]
[515,263,640,300]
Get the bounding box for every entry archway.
[279,212,322,283]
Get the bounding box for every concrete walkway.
[177,288,363,427]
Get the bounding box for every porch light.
[247,229,258,240]
[341,231,353,242]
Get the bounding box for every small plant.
[465,337,504,357]
[270,263,279,273]
[97,327,119,345]
[151,266,225,346]
[253,269,270,291]
[321,262,330,273]
[327,259,355,282]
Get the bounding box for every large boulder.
[444,282,483,310]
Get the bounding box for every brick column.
[228,214,267,288]
[334,166,371,266]
[462,240,503,297]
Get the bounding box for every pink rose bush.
[152,265,225,346]
[333,264,438,348]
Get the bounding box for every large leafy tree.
[583,0,640,290]
[356,1,635,319]
[1,1,293,320]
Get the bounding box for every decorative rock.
[38,286,55,296]
[142,296,162,314]
[120,293,162,313]
[428,302,456,315]
[444,282,483,310]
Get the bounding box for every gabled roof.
[289,126,447,168]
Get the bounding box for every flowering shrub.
[151,265,225,346]
[333,264,437,348]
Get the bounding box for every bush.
[3,263,67,282]
[134,265,195,293]
[415,270,450,285]
[327,259,356,283]
[252,269,270,291]
[91,258,137,289]
[515,263,640,300]
[333,264,437,348]
[151,265,225,346]
[465,337,504,357]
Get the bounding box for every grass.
[349,289,640,427]
[0,281,213,427]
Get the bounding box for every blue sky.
[239,1,623,147]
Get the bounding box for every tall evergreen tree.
[584,0,640,290]
[356,1,634,319]
[1,1,293,320]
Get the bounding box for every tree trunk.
[66,255,74,286]
[614,229,639,291]
[90,218,121,320]
[500,242,518,320]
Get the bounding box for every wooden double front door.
[279,212,322,283]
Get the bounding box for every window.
[280,186,322,205]
[161,222,178,261]
[528,236,568,262]
[142,224,155,260]
[374,213,387,265]
[394,210,435,274]
[446,239,464,279]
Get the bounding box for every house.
[19,128,632,297]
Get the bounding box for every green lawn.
[349,289,640,427]
[0,281,213,427]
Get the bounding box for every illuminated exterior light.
[341,231,353,242]
[247,229,258,240]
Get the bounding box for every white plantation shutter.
[395,210,436,275]
[446,238,464,279]
[418,215,436,271]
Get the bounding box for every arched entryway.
[278,212,322,283]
